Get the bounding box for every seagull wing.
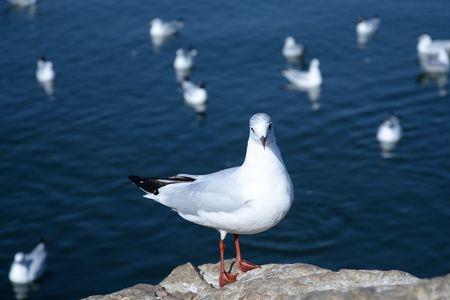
[283,68,309,83]
[130,167,246,216]
[26,243,46,279]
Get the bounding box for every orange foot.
[219,271,237,287]
[237,259,260,272]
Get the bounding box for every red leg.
[218,239,237,287]
[234,234,260,272]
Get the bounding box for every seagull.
[6,0,36,7]
[174,47,197,71]
[377,113,402,151]
[417,34,450,58]
[35,57,55,83]
[282,37,305,60]
[181,79,208,106]
[9,240,47,284]
[356,16,380,36]
[149,18,183,38]
[129,113,294,287]
[282,58,322,88]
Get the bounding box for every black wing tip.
[39,237,47,245]
[129,175,142,184]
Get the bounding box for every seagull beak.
[260,136,266,149]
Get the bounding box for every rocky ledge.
[83,260,450,299]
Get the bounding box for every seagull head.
[14,253,24,263]
[249,113,274,150]
[418,34,431,45]
[150,18,162,27]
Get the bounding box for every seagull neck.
[242,139,284,170]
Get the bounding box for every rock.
[81,261,450,300]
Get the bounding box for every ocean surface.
[1,0,450,299]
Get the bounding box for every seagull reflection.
[150,35,174,51]
[11,282,40,300]
[175,68,191,82]
[38,80,54,98]
[417,70,448,97]
[185,101,207,121]
[286,84,321,111]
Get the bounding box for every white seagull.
[174,48,197,71]
[129,113,294,287]
[377,113,402,152]
[417,34,450,58]
[149,18,183,38]
[282,58,322,88]
[6,0,36,7]
[35,57,55,83]
[356,16,380,36]
[282,36,305,60]
[9,240,47,284]
[181,79,208,106]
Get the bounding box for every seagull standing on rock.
[129,113,294,287]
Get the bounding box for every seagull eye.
[268,123,272,130]
[251,127,255,133]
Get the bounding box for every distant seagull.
[149,18,183,38]
[9,240,47,284]
[129,113,293,287]
[174,47,197,71]
[356,16,381,36]
[282,58,322,88]
[181,79,208,106]
[282,37,305,60]
[377,114,402,154]
[419,48,449,74]
[6,0,36,7]
[35,57,55,83]
[417,34,450,58]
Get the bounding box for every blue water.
[1,0,450,299]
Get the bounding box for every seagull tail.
[129,175,195,196]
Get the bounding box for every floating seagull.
[181,79,208,106]
[417,34,450,58]
[377,114,402,154]
[419,48,449,74]
[174,47,197,71]
[35,57,55,83]
[129,113,294,287]
[6,0,36,7]
[356,16,380,37]
[282,59,322,88]
[149,18,183,38]
[9,240,47,284]
[282,37,305,60]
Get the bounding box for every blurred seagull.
[6,0,36,7]
[35,57,54,83]
[129,113,293,287]
[174,47,197,71]
[181,79,207,106]
[356,16,381,36]
[417,34,450,58]
[282,37,305,60]
[377,113,402,148]
[9,240,47,284]
[282,58,322,88]
[149,18,183,38]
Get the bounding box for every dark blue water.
[1,0,450,299]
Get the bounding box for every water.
[1,0,450,299]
